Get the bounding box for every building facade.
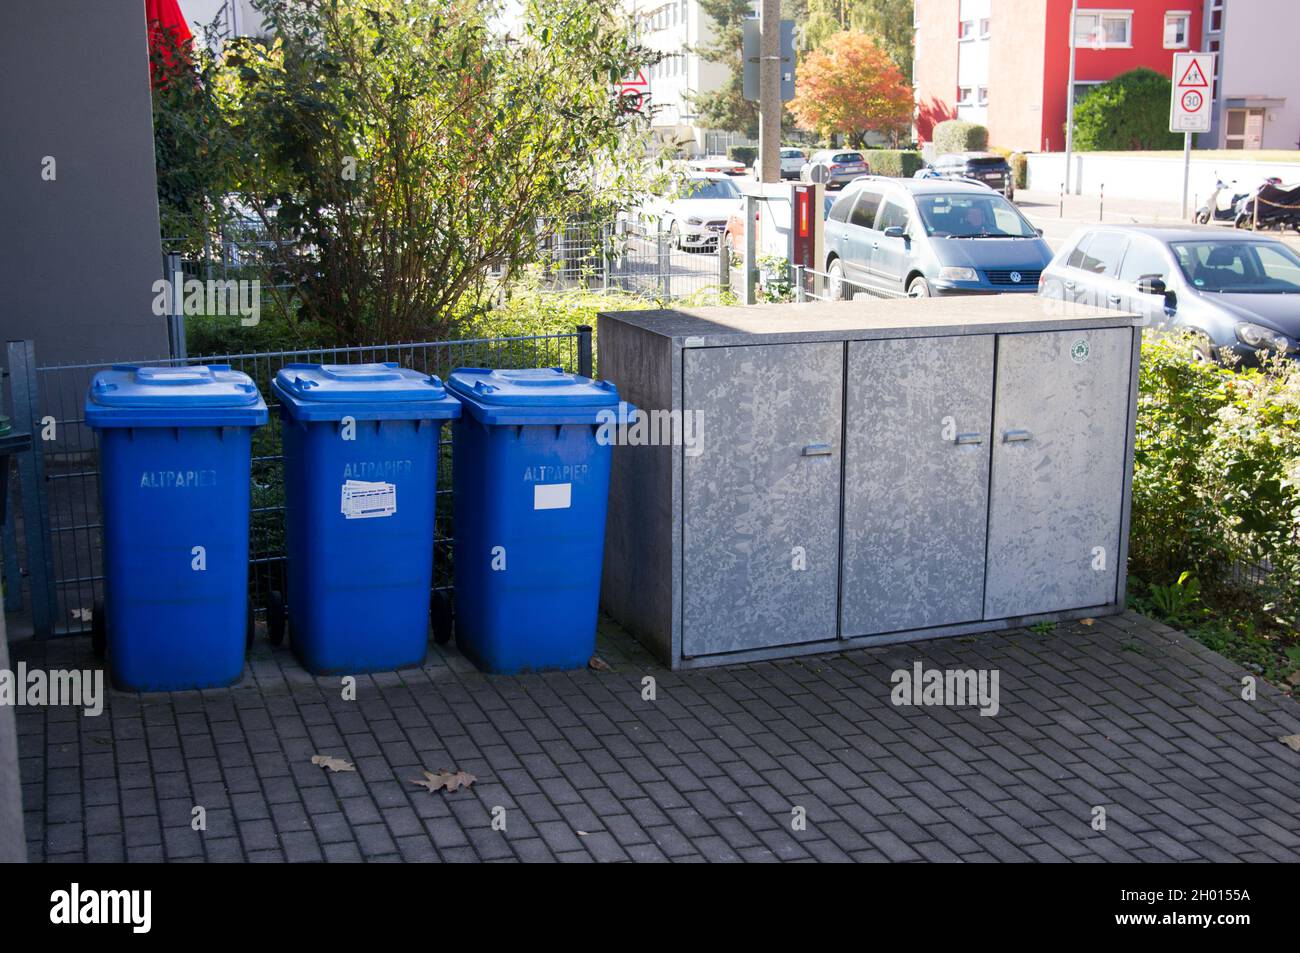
[626,0,744,156]
[914,0,1208,152]
[1201,0,1299,150]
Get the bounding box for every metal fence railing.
[3,330,590,639]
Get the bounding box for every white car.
[636,175,744,250]
[750,148,809,180]
[686,155,747,176]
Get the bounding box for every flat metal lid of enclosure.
[446,367,623,426]
[84,364,268,428]
[272,362,461,422]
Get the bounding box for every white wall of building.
[1211,0,1300,151]
[176,0,265,41]
[955,0,990,125]
[628,0,739,155]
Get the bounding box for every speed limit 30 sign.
[1170,51,1214,133]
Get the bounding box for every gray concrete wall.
[0,0,169,366]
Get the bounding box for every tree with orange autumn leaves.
[789,31,913,147]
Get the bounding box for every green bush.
[1130,332,1300,680]
[1073,68,1183,151]
[1009,152,1028,189]
[728,145,758,166]
[867,149,923,177]
[932,120,988,155]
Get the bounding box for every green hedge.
[1073,68,1183,151]
[932,120,988,155]
[728,145,758,166]
[867,149,923,177]
[1128,332,1300,684]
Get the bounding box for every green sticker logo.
[1070,339,1090,364]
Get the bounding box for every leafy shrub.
[932,120,987,155]
[1072,68,1183,151]
[1009,152,1027,189]
[1131,333,1300,628]
[867,149,923,177]
[728,145,758,166]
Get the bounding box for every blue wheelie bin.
[85,364,268,691]
[272,363,461,674]
[446,367,623,674]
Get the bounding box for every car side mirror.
[1135,276,1166,296]
[883,226,907,239]
[1035,227,1044,237]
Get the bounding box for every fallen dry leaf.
[1278,735,1300,752]
[311,754,356,773]
[411,768,476,793]
[588,655,610,671]
[1079,618,1095,626]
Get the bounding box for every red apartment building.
[914,0,1204,152]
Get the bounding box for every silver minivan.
[824,177,1051,298]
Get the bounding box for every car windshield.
[685,178,740,200]
[914,193,1037,238]
[833,153,863,163]
[1170,240,1300,294]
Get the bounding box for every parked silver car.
[1039,224,1300,366]
[801,150,871,189]
[824,177,1052,298]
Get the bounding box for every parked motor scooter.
[1234,179,1300,231]
[1195,173,1250,224]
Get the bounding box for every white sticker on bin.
[533,483,572,510]
[341,479,397,519]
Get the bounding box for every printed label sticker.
[341,479,397,519]
[533,483,572,510]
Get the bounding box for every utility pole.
[1063,0,1079,194]
[758,0,781,183]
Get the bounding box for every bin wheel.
[91,600,107,661]
[431,591,453,646]
[246,602,256,651]
[267,590,286,647]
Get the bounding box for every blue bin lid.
[272,363,462,422]
[85,364,268,429]
[446,367,622,425]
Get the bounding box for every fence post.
[6,340,56,636]
[576,325,593,379]
[744,194,758,306]
[717,236,730,295]
[166,251,187,362]
[657,221,670,300]
[601,225,611,293]
[793,264,806,303]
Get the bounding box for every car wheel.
[907,276,932,298]
[1189,337,1216,364]
[827,259,845,301]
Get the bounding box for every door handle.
[1063,280,1076,291]
[871,242,880,250]
[801,443,833,456]
[1107,294,1122,305]
[1002,429,1032,443]
[953,432,983,446]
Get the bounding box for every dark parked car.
[1038,225,1300,366]
[917,152,1015,200]
[823,177,1052,298]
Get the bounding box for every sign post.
[1169,51,1214,220]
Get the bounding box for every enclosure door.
[682,342,843,657]
[841,335,994,636]
[984,328,1133,620]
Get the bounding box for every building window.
[958,20,974,40]
[1164,12,1190,48]
[980,18,991,38]
[1208,38,1221,99]
[956,86,973,105]
[1075,10,1132,48]
[977,86,988,106]
[1208,0,1223,33]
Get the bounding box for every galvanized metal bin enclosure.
[597,297,1142,670]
